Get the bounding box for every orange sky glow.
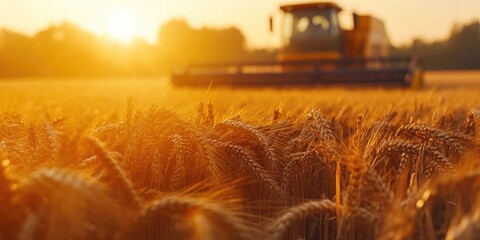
[0,0,479,48]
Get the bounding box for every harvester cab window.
[297,17,310,32]
[312,15,330,30]
[282,9,342,53]
[294,15,331,34]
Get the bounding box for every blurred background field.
[1,71,479,122]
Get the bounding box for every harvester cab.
[171,2,424,88]
[279,3,344,61]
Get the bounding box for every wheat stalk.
[85,136,142,209]
[125,195,256,240]
[224,143,286,199]
[267,199,336,240]
[446,199,480,240]
[396,123,473,155]
[217,119,279,172]
[381,170,480,240]
[19,167,129,239]
[281,149,326,192]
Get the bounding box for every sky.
[0,0,479,48]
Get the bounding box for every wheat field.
[1,74,480,240]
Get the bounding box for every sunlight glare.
[106,7,138,43]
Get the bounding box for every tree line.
[0,20,275,78]
[392,20,480,70]
[0,19,478,78]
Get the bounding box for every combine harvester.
[171,2,423,88]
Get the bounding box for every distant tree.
[157,19,247,64]
[0,29,36,77]
[33,22,92,76]
[394,20,480,70]
[446,20,480,69]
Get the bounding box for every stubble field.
[1,71,480,240]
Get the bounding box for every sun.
[106,7,138,43]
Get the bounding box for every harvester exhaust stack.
[171,2,424,88]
